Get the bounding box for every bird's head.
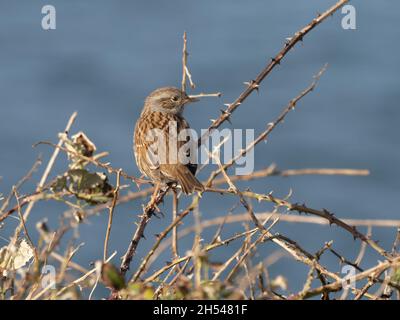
[143,87,198,115]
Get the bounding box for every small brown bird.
[134,87,204,194]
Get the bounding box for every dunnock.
[134,87,204,194]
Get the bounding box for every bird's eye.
[171,96,179,102]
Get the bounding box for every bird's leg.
[145,182,161,214]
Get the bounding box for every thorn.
[295,31,304,42]
[271,57,280,65]
[323,209,335,224]
[253,83,260,92]
[244,80,259,93]
[152,211,164,219]
[352,226,358,240]
[220,109,231,116]
[220,109,232,125]
[285,37,293,47]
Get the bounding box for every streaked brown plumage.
[134,87,204,194]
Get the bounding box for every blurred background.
[0,0,399,299]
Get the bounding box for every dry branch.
[198,0,350,147]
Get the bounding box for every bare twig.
[0,157,42,215]
[192,207,202,290]
[24,112,77,222]
[120,185,169,276]
[54,251,117,299]
[103,169,122,261]
[35,141,145,185]
[144,212,397,279]
[13,188,40,273]
[205,186,391,259]
[181,31,189,92]
[204,64,328,185]
[392,228,400,255]
[354,226,372,267]
[225,218,280,282]
[0,114,77,224]
[188,92,222,99]
[172,188,179,260]
[198,0,350,147]
[69,164,367,223]
[180,32,201,91]
[130,193,200,282]
[295,257,400,300]
[277,168,369,177]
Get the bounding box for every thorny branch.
[3,0,400,301]
[116,0,349,280]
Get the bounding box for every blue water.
[1,1,399,299]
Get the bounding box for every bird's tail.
[177,171,204,194]
[163,164,204,195]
